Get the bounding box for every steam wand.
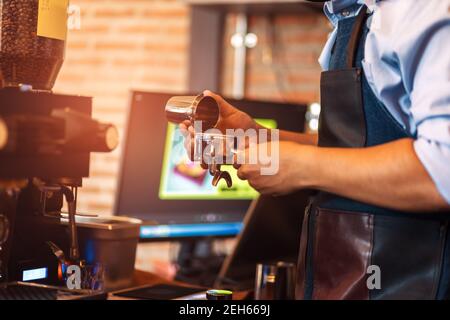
[59,186,79,261]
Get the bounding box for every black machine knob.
[0,118,7,151]
[206,289,233,300]
[96,123,119,152]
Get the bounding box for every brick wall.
[54,0,190,215]
[222,11,330,104]
[54,1,330,215]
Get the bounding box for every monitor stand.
[174,238,226,287]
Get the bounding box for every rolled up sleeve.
[414,138,450,204]
[405,2,450,204]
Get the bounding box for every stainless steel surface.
[232,13,248,99]
[165,94,220,131]
[210,158,232,188]
[255,263,277,300]
[166,97,233,188]
[61,215,142,232]
[212,171,232,187]
[273,262,295,300]
[174,291,208,300]
[194,132,235,188]
[57,185,80,262]
[67,201,79,261]
[255,262,296,300]
[46,241,67,264]
[194,132,237,163]
[60,215,142,290]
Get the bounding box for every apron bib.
[296,6,450,300]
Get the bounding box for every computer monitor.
[114,91,306,240]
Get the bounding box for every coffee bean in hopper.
[0,0,66,91]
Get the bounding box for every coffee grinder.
[0,1,124,298]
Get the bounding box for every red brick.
[120,24,186,34]
[143,42,187,52]
[94,8,137,19]
[95,41,138,51]
[141,8,188,19]
[67,41,88,50]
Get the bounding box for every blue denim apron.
[296,6,450,300]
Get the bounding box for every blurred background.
[53,0,331,278]
[55,0,330,215]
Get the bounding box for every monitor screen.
[114,91,306,240]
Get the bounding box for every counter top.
[108,269,250,300]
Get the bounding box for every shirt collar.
[324,0,379,26]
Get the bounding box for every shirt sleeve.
[395,0,450,204]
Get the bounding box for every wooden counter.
[108,269,250,300]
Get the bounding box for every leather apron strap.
[346,6,368,68]
[317,6,369,148]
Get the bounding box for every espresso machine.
[0,1,137,299]
[0,89,119,295]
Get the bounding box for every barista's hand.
[234,141,314,196]
[179,90,259,161]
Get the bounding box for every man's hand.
[234,138,449,211]
[179,90,260,162]
[234,141,314,196]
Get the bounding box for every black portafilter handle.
[91,122,119,153]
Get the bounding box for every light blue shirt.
[319,0,450,205]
